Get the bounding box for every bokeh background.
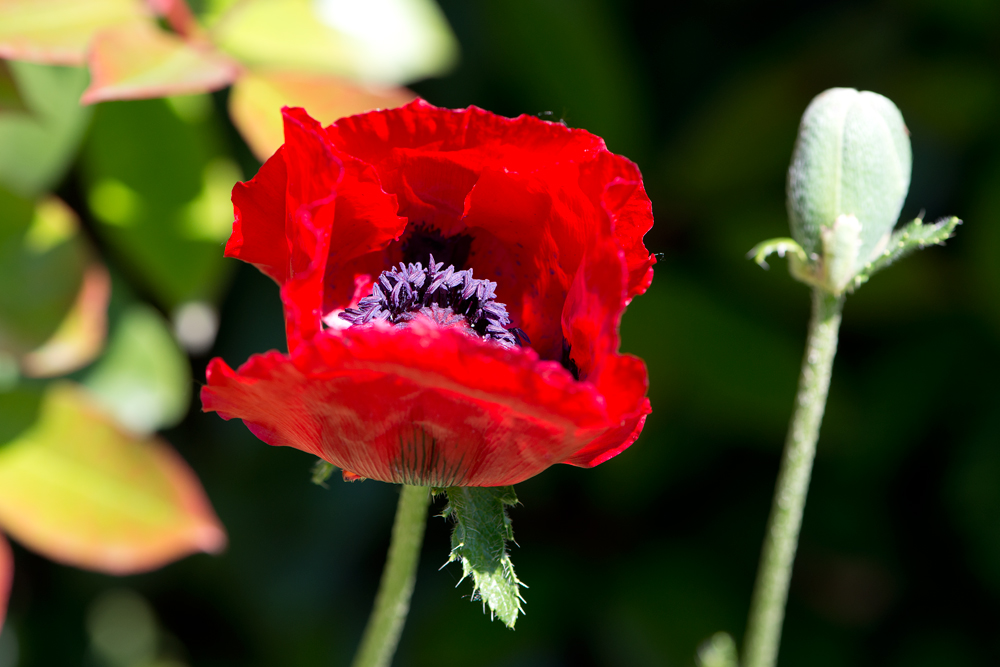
[4,0,1000,665]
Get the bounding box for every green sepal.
[851,216,961,290]
[311,460,335,488]
[443,486,524,628]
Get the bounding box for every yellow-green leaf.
[0,0,146,65]
[229,69,415,159]
[21,262,110,378]
[82,305,190,435]
[0,382,225,574]
[211,0,457,85]
[81,21,240,104]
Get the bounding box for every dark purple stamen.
[340,256,528,349]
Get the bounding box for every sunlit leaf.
[211,0,457,84]
[0,382,226,574]
[0,0,146,65]
[81,97,236,308]
[0,190,87,356]
[81,21,240,104]
[0,61,91,197]
[444,486,524,628]
[21,263,110,378]
[229,69,415,159]
[0,61,26,112]
[0,533,10,631]
[82,305,190,435]
[177,157,242,241]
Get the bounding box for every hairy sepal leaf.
[443,486,524,628]
[852,216,961,290]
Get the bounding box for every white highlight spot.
[173,301,219,355]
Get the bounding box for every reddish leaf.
[145,0,199,38]
[229,70,415,160]
[0,0,146,65]
[81,21,240,104]
[0,533,10,631]
[0,382,226,574]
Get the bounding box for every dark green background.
[8,0,1000,664]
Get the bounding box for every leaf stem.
[351,484,430,667]
[743,288,844,667]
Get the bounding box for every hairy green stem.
[743,289,844,667]
[351,485,430,667]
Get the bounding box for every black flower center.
[340,255,528,349]
[401,224,472,269]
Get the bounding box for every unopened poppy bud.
[787,88,912,292]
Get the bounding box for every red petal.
[277,107,342,350]
[0,533,11,631]
[562,402,650,468]
[273,107,406,349]
[228,147,289,284]
[460,167,579,360]
[584,151,656,301]
[202,319,613,487]
[326,100,607,235]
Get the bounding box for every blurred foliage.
[1,0,1000,666]
[0,62,90,198]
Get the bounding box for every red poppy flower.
[201,100,654,487]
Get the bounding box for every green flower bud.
[787,88,912,288]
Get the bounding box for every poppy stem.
[351,484,430,667]
[743,288,844,667]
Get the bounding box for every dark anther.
[561,339,580,380]
[401,224,473,270]
[340,255,525,348]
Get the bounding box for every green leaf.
[852,216,962,290]
[81,21,239,104]
[443,485,524,628]
[211,0,458,85]
[0,0,145,65]
[81,97,236,308]
[0,61,27,112]
[0,61,91,197]
[82,305,190,434]
[0,383,43,444]
[0,382,225,574]
[0,190,87,356]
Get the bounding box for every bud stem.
[743,289,844,667]
[351,484,430,667]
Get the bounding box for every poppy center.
[339,256,527,349]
